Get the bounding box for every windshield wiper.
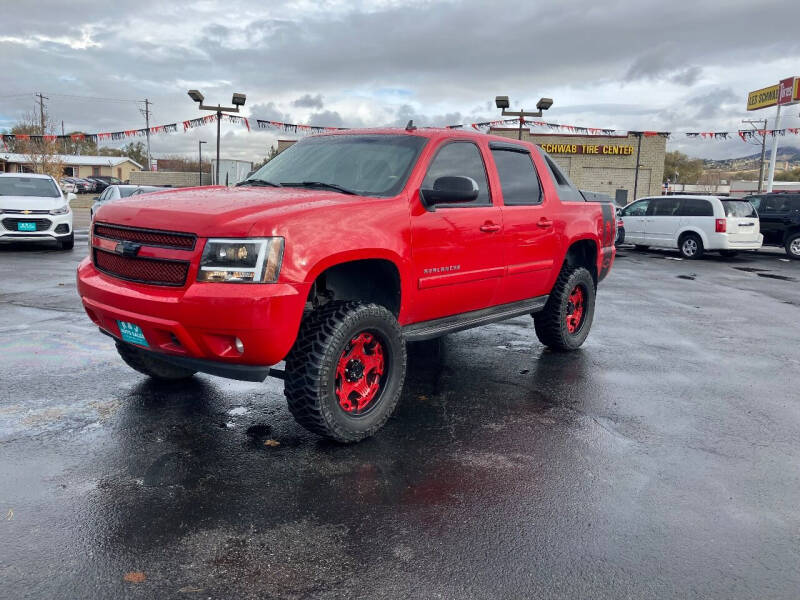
[281,181,358,195]
[236,178,282,188]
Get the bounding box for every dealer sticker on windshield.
[117,320,148,347]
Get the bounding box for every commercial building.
[0,153,142,181]
[491,129,667,204]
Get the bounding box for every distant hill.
[704,145,800,169]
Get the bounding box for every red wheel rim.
[335,332,386,414]
[565,285,585,334]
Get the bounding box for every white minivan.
[0,173,75,249]
[619,195,762,259]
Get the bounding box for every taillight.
[715,218,726,233]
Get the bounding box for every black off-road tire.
[116,341,196,381]
[679,233,704,259]
[534,266,596,352]
[284,301,407,443]
[785,233,800,260]
[59,233,74,250]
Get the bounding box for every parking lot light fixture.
[495,95,554,140]
[187,89,247,185]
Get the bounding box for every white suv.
[619,195,762,259]
[0,173,75,250]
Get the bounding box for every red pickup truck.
[77,128,615,442]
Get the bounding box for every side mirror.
[67,192,77,203]
[420,176,479,209]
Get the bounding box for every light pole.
[187,90,247,185]
[495,96,553,140]
[198,140,207,186]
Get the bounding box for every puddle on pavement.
[756,272,797,282]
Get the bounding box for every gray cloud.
[1,0,799,162]
[292,94,324,109]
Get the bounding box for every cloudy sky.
[2,0,800,162]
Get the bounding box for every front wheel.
[785,233,800,260]
[59,233,74,250]
[534,266,596,351]
[284,302,407,442]
[116,342,196,381]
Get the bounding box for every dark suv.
[743,193,800,259]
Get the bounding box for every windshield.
[246,134,428,197]
[120,187,140,198]
[0,176,61,198]
[722,200,757,218]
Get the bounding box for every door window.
[621,199,650,216]
[422,142,490,206]
[490,149,542,205]
[679,198,713,216]
[650,198,680,216]
[745,196,763,211]
[764,196,791,212]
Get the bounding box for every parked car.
[90,185,167,219]
[63,177,95,193]
[619,195,762,259]
[615,207,625,246]
[78,128,617,442]
[0,173,75,249]
[60,179,78,194]
[743,192,800,259]
[86,176,123,193]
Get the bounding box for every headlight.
[50,204,70,215]
[198,238,284,283]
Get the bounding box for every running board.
[403,296,548,341]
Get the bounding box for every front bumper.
[0,212,73,242]
[77,257,309,368]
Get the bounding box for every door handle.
[480,222,501,233]
[537,218,554,228]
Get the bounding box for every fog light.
[234,337,244,354]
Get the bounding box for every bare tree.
[13,111,64,181]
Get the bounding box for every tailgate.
[726,216,760,242]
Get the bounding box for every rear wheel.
[785,233,800,260]
[679,233,703,259]
[534,266,596,351]
[115,342,196,381]
[284,302,406,442]
[615,227,625,246]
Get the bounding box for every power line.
[23,92,148,104]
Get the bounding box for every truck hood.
[93,185,373,237]
[0,195,66,211]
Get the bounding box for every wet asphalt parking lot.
[1,235,799,600]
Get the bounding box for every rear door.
[409,140,505,323]
[721,199,761,244]
[645,197,682,247]
[489,142,556,303]
[620,198,650,243]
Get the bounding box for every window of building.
[491,149,542,205]
[92,166,101,176]
[422,142,491,206]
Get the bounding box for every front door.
[408,140,505,323]
[620,198,650,244]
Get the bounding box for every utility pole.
[766,104,782,193]
[35,92,49,134]
[632,131,643,201]
[198,140,207,186]
[140,99,152,171]
[742,118,768,193]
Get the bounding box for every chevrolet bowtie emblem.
[22,210,31,215]
[114,241,142,257]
